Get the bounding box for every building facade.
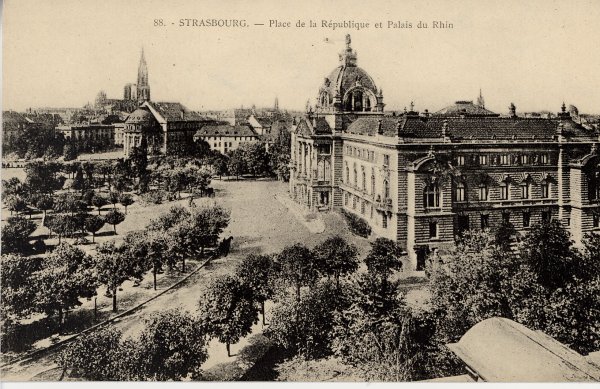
[289,35,600,269]
[194,123,260,154]
[57,124,115,144]
[123,101,207,157]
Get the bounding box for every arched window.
[587,170,600,201]
[384,180,390,199]
[371,169,375,194]
[353,163,357,187]
[362,170,366,191]
[424,183,440,208]
[317,160,325,181]
[345,163,349,183]
[324,160,331,181]
[540,179,550,198]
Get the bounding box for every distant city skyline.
[3,0,600,114]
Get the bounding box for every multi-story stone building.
[289,34,600,269]
[123,101,207,157]
[193,123,259,154]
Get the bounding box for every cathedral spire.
[137,47,150,102]
[477,88,485,108]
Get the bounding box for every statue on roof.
[345,34,351,48]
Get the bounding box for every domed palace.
[123,101,207,157]
[290,34,600,270]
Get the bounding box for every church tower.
[137,48,151,102]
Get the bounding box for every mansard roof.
[195,123,258,137]
[345,115,596,142]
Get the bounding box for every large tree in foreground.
[136,310,209,380]
[34,243,98,327]
[313,235,359,287]
[96,242,143,312]
[235,254,278,325]
[198,275,258,357]
[277,243,319,300]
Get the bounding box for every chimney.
[442,119,450,142]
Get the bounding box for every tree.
[1,217,37,254]
[92,194,108,215]
[55,327,126,381]
[187,203,230,255]
[96,242,142,312]
[364,238,403,281]
[136,310,209,380]
[239,142,268,177]
[1,254,42,319]
[34,195,54,218]
[119,193,134,214]
[268,280,350,359]
[277,243,319,300]
[2,177,26,197]
[226,149,245,179]
[144,231,169,290]
[313,235,359,287]
[108,191,121,209]
[63,142,77,161]
[104,209,126,234]
[235,254,278,325]
[520,220,577,289]
[84,215,105,243]
[198,275,258,357]
[5,195,28,216]
[24,161,62,194]
[34,243,98,327]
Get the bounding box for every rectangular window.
[383,154,390,167]
[361,201,366,215]
[456,155,465,166]
[500,155,510,165]
[593,214,599,228]
[521,154,530,165]
[382,214,388,229]
[541,182,550,198]
[500,184,509,200]
[542,211,551,223]
[478,186,488,201]
[344,193,349,206]
[502,212,510,224]
[522,184,530,199]
[480,214,489,229]
[478,155,488,165]
[429,221,438,239]
[523,211,531,227]
[540,154,549,164]
[455,185,465,202]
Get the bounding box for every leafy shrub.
[140,190,165,205]
[340,209,371,238]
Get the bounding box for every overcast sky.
[3,0,600,114]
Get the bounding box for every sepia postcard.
[1,0,600,385]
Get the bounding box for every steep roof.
[345,115,596,142]
[144,101,205,122]
[447,317,600,382]
[296,117,332,136]
[195,123,258,137]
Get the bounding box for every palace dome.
[125,107,153,125]
[317,35,382,113]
